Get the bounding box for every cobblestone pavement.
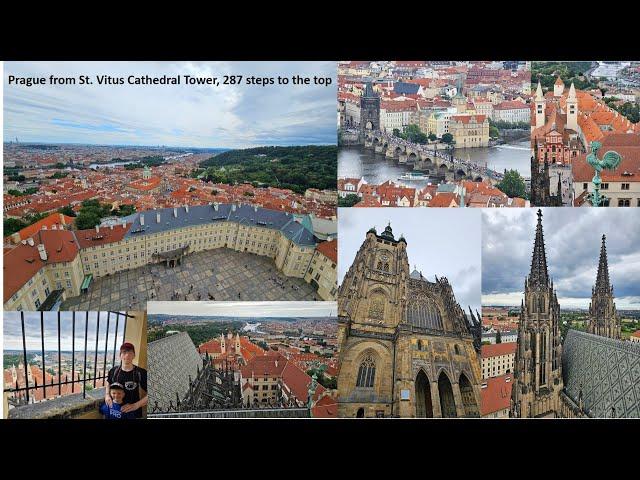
[60,248,319,311]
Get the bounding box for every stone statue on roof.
[587,141,622,207]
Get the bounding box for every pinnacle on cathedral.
[528,209,549,288]
[595,234,611,293]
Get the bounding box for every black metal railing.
[3,311,134,407]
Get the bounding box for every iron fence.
[3,311,134,406]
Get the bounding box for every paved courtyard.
[61,248,319,311]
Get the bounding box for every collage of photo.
[2,60,640,419]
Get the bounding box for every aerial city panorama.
[2,60,640,420]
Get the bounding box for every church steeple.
[528,209,549,288]
[588,233,619,339]
[595,234,611,292]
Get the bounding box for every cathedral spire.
[595,234,611,292]
[529,209,549,287]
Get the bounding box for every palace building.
[3,203,335,311]
[336,224,481,418]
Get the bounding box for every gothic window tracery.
[356,354,376,388]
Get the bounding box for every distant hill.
[198,145,337,194]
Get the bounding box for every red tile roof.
[481,374,513,416]
[75,223,131,249]
[481,342,517,358]
[316,240,337,263]
[3,230,79,302]
[7,213,75,241]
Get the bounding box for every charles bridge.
[341,127,502,182]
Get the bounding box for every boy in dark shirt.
[105,342,148,418]
[100,382,136,419]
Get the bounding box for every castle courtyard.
[60,248,318,310]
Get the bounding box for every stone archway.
[356,407,365,418]
[415,370,433,418]
[459,372,479,417]
[474,176,483,182]
[394,146,403,157]
[438,164,448,175]
[408,152,418,162]
[438,371,457,418]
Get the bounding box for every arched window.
[417,340,423,351]
[454,344,460,355]
[377,261,383,270]
[383,262,389,272]
[356,354,376,388]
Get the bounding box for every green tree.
[442,133,454,144]
[4,218,28,236]
[496,330,502,344]
[338,194,360,207]
[392,128,402,138]
[489,124,500,138]
[58,206,77,217]
[496,169,527,199]
[428,132,437,142]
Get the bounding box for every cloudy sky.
[482,208,640,309]
[3,61,336,147]
[3,311,128,351]
[338,208,481,314]
[147,301,336,318]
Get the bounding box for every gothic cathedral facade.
[512,210,563,417]
[336,224,481,418]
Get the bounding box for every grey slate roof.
[394,82,420,95]
[124,203,316,246]
[148,332,202,411]
[563,329,640,418]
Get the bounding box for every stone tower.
[452,77,467,114]
[359,82,380,140]
[530,141,562,207]
[512,210,563,418]
[534,81,545,129]
[143,164,152,180]
[587,235,620,339]
[566,82,578,132]
[337,225,481,418]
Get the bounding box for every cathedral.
[336,224,482,418]
[512,210,639,418]
[511,210,564,418]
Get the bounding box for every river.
[339,139,530,188]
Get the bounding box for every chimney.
[140,214,145,226]
[214,203,219,211]
[173,207,178,218]
[232,204,236,212]
[185,205,189,213]
[156,212,161,223]
[27,238,35,247]
[110,224,114,230]
[122,221,126,229]
[95,225,100,233]
[37,243,48,261]
[254,205,258,212]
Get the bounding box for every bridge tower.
[359,82,380,142]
